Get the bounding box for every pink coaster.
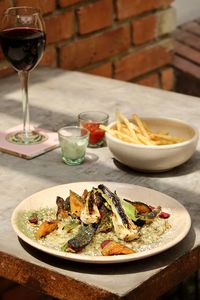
[0,125,59,159]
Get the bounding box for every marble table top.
[0,68,199,300]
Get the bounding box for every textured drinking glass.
[0,7,46,144]
[78,111,109,148]
[58,126,89,165]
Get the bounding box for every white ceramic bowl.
[106,117,199,172]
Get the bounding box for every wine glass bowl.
[0,7,46,144]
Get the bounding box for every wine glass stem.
[18,70,30,138]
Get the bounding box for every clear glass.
[0,7,46,144]
[78,111,109,148]
[58,126,89,165]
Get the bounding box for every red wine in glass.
[0,7,46,144]
[0,27,46,72]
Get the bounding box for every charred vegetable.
[124,199,161,223]
[97,205,113,233]
[64,196,70,211]
[56,196,68,219]
[98,185,139,241]
[62,218,80,233]
[70,190,85,217]
[125,200,152,215]
[80,189,100,224]
[36,220,58,239]
[66,223,97,252]
[121,199,138,222]
[101,240,136,256]
[139,206,161,223]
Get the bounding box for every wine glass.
[0,6,46,144]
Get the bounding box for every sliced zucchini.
[70,190,84,217]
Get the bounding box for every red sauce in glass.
[83,123,105,145]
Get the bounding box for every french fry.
[141,120,152,134]
[115,111,122,132]
[137,134,156,146]
[150,133,184,143]
[132,114,150,140]
[118,112,140,143]
[100,113,184,146]
[100,125,136,143]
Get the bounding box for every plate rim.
[11,181,191,264]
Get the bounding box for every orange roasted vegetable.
[101,239,136,256]
[36,220,58,239]
[131,201,152,214]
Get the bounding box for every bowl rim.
[106,117,199,150]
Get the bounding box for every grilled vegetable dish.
[20,184,171,256]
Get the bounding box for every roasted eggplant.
[98,185,139,241]
[124,199,152,215]
[67,223,98,252]
[97,205,113,233]
[56,196,68,219]
[123,199,161,224]
[80,189,100,224]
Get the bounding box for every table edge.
[0,246,199,300]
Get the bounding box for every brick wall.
[0,0,176,90]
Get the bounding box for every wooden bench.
[173,18,200,96]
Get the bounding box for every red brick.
[116,0,173,20]
[60,24,131,69]
[40,47,57,67]
[114,41,173,81]
[173,55,200,80]
[87,62,112,77]
[45,11,74,44]
[15,0,56,15]
[161,67,174,90]
[136,73,159,88]
[0,0,11,18]
[59,0,82,7]
[77,0,113,35]
[132,14,157,45]
[175,41,200,65]
[174,29,200,51]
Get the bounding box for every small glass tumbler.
[78,111,109,148]
[58,126,89,165]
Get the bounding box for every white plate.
[11,182,191,264]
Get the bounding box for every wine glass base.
[6,130,47,145]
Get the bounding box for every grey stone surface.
[0,68,199,297]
